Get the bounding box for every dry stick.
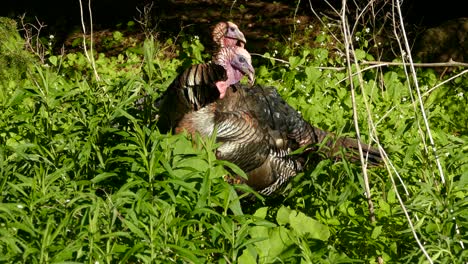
[392,5,432,174]
[308,0,342,46]
[341,0,376,223]
[341,2,385,262]
[422,68,468,97]
[362,60,468,68]
[335,60,468,85]
[341,7,383,264]
[395,0,446,186]
[78,0,100,81]
[394,1,466,253]
[252,53,467,74]
[389,1,434,262]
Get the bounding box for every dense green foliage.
[0,16,466,263]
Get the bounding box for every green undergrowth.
[0,17,466,263]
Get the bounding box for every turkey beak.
[237,32,247,48]
[247,66,255,85]
[227,29,246,47]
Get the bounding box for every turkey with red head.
[175,22,382,195]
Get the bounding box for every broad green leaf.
[371,225,383,239]
[289,210,330,241]
[276,205,291,226]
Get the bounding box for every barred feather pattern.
[184,104,303,194]
[178,63,226,110]
[179,83,382,195]
[235,83,382,165]
[156,62,226,133]
[257,148,302,196]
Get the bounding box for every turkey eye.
[239,57,246,63]
[229,27,235,31]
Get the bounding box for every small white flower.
[17,204,24,209]
[365,28,370,33]
[287,37,291,41]
[445,152,450,157]
[456,92,463,97]
[297,110,301,114]
[48,42,52,46]
[327,73,331,78]
[402,97,407,102]
[296,19,301,24]
[378,42,382,46]
[49,35,54,39]
[194,35,199,40]
[327,23,331,28]
[309,25,313,29]
[66,199,71,203]
[355,36,360,41]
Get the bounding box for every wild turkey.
[178,84,382,195]
[156,46,255,133]
[212,21,246,48]
[157,21,382,195]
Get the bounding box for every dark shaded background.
[1,0,467,55]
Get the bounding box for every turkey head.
[212,21,246,48]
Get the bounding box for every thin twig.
[390,1,435,262]
[341,0,376,221]
[250,53,346,70]
[422,68,468,97]
[78,0,100,81]
[87,0,99,82]
[335,60,467,85]
[395,0,445,186]
[362,59,468,68]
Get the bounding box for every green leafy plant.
[0,10,466,263]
